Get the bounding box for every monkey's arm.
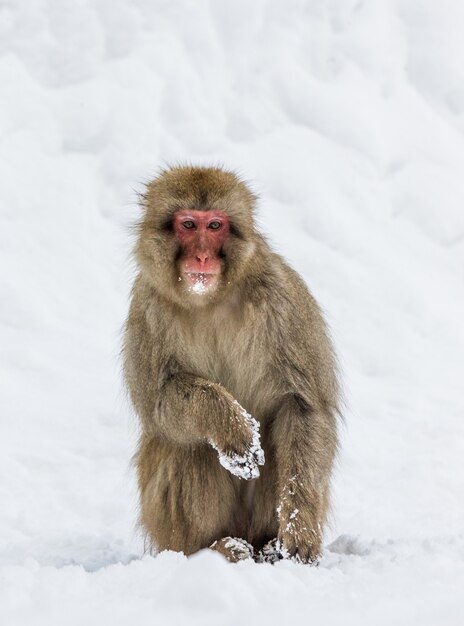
[270,265,339,562]
[123,289,256,453]
[272,393,337,563]
[156,375,244,443]
[155,373,264,478]
[124,322,265,479]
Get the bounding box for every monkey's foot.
[210,405,265,480]
[256,539,319,565]
[210,537,255,563]
[256,539,285,564]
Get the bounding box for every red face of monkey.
[172,210,230,294]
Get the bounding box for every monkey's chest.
[178,319,269,414]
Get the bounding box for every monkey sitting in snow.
[123,166,340,563]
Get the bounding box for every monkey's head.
[136,166,259,307]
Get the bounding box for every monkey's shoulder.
[248,252,324,324]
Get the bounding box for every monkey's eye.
[182,220,196,230]
[208,221,222,230]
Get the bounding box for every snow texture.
[187,273,212,294]
[190,276,209,294]
[210,403,265,480]
[1,0,464,624]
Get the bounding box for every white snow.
[190,278,208,294]
[188,273,210,295]
[1,0,464,624]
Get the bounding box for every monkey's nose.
[196,252,210,264]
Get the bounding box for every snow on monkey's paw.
[210,403,264,480]
[210,537,255,562]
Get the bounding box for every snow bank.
[1,0,463,624]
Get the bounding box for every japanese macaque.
[123,165,340,564]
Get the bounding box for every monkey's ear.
[137,180,174,231]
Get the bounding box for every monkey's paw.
[277,521,321,565]
[256,538,284,564]
[257,538,319,565]
[210,405,264,480]
[210,537,255,562]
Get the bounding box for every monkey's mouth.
[183,272,219,294]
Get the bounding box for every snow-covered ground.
[1,0,464,623]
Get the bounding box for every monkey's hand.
[209,401,265,480]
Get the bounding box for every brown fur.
[123,165,340,562]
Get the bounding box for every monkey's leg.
[270,395,337,564]
[137,436,241,555]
